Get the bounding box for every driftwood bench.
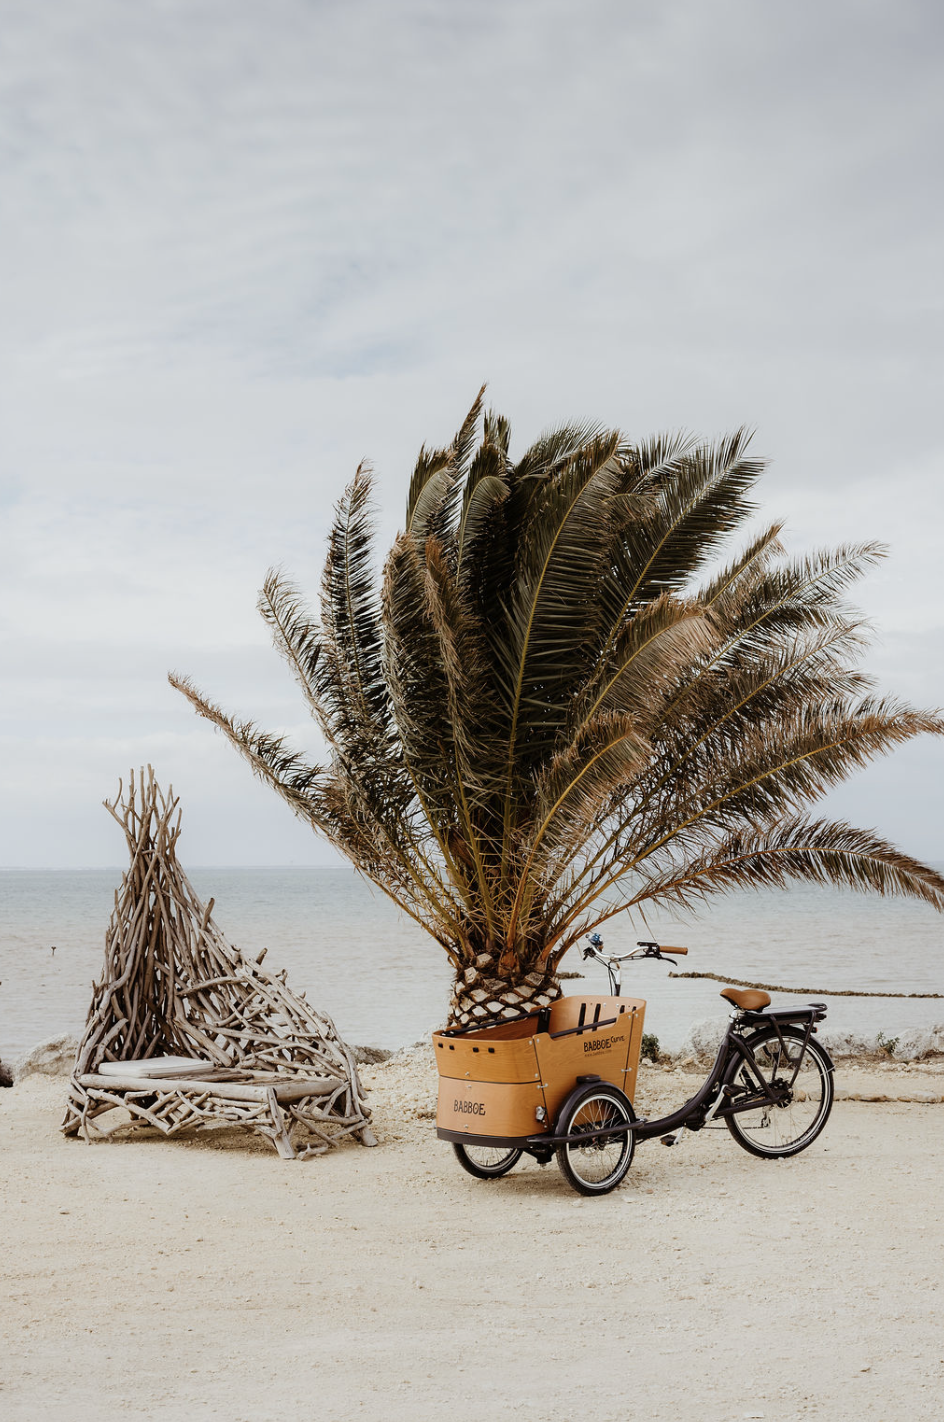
[74,1065,362,1159]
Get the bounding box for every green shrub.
[641,1033,661,1063]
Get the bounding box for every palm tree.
[171,391,944,1026]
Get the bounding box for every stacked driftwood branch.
[63,768,376,1159]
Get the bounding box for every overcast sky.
[2,0,943,867]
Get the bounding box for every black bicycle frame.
[522,1003,830,1152]
[631,1004,829,1143]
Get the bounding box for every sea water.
[0,866,942,1061]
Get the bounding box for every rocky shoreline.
[357,1041,944,1142]
[4,1017,944,1090]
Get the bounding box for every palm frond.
[595,429,764,656]
[497,433,624,776]
[168,673,328,829]
[405,445,454,536]
[518,713,651,899]
[512,419,607,482]
[257,570,322,719]
[317,462,391,761]
[629,816,944,914]
[570,594,715,734]
[381,533,459,824]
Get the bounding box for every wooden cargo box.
[434,994,646,1145]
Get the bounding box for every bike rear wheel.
[724,1025,833,1158]
[453,1143,522,1179]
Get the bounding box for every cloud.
[2,0,943,862]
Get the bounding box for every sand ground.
[1,1052,943,1422]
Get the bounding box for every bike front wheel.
[452,1143,522,1179]
[724,1025,834,1159]
[556,1085,635,1195]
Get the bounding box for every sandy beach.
[1,1049,943,1422]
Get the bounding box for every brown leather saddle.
[720,986,771,1012]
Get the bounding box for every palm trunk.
[448,951,561,1028]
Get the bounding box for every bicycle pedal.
[660,1134,676,1147]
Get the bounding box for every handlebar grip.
[660,945,688,956]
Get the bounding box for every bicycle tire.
[452,1143,523,1179]
[724,1024,834,1159]
[556,1085,635,1196]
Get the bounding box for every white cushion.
[98,1056,216,1079]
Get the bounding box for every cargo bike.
[433,936,835,1195]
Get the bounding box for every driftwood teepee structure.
[63,769,376,1158]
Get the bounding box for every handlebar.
[582,938,689,963]
[581,935,690,995]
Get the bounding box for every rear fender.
[552,1075,635,1135]
[742,1022,836,1074]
